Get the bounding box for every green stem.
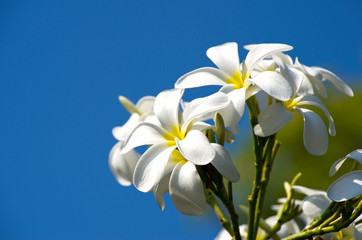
[217,183,242,240]
[206,189,234,235]
[253,136,279,239]
[246,96,265,240]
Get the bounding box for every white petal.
[313,66,354,97]
[174,67,229,89]
[112,114,141,142]
[169,162,206,215]
[133,143,176,192]
[307,73,328,98]
[206,42,241,76]
[247,71,293,101]
[109,142,140,186]
[293,185,327,196]
[296,71,315,96]
[327,171,362,202]
[218,86,246,133]
[265,216,299,238]
[302,194,331,219]
[346,149,362,163]
[273,55,303,94]
[121,123,170,154]
[294,59,327,98]
[297,108,328,156]
[254,103,292,137]
[210,143,240,182]
[182,92,230,132]
[354,221,362,239]
[153,174,170,211]
[214,228,231,240]
[297,95,336,136]
[245,43,293,75]
[329,156,349,176]
[176,130,215,165]
[154,89,184,133]
[136,96,155,115]
[329,149,362,177]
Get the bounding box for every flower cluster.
[109,42,359,240]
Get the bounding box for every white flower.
[121,89,240,215]
[109,95,156,186]
[327,149,362,202]
[254,94,335,155]
[175,42,293,133]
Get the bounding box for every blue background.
[0,1,361,239]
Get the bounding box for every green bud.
[214,112,225,146]
[118,96,142,115]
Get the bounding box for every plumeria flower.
[327,149,362,202]
[254,57,336,155]
[109,95,156,186]
[175,42,294,133]
[121,89,240,215]
[109,95,169,209]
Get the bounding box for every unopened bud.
[118,96,142,115]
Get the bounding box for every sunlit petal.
[254,103,292,137]
[297,94,335,136]
[210,143,240,182]
[121,123,171,154]
[154,89,184,133]
[206,42,241,76]
[109,142,140,186]
[133,143,176,192]
[245,43,293,75]
[182,92,230,132]
[293,185,327,196]
[273,55,303,93]
[302,194,331,219]
[175,67,229,89]
[327,171,362,202]
[246,71,293,101]
[176,130,215,165]
[169,162,206,216]
[153,174,170,211]
[136,96,155,115]
[218,86,246,133]
[313,66,354,97]
[112,114,141,142]
[297,108,328,156]
[329,149,362,176]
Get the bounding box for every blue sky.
[0,1,361,239]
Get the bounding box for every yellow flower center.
[226,71,245,89]
[284,98,300,110]
[170,149,188,165]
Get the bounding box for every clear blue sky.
[0,1,361,239]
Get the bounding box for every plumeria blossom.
[254,57,336,155]
[109,95,156,186]
[175,42,294,133]
[121,89,240,215]
[327,149,362,202]
[109,96,170,209]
